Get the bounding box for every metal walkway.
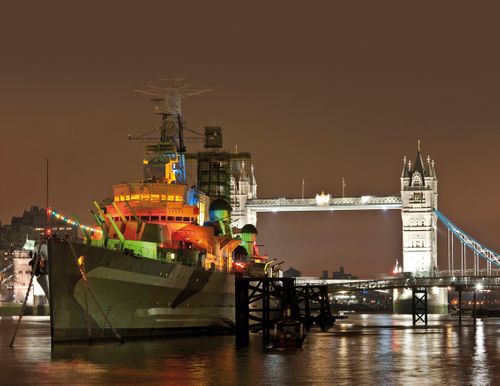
[246,195,402,212]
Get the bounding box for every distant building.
[283,266,301,278]
[0,206,79,250]
[332,266,357,280]
[12,252,46,306]
[321,270,329,279]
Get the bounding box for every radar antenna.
[134,78,211,152]
[132,78,211,184]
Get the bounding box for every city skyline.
[1,2,499,277]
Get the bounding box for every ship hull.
[48,240,235,342]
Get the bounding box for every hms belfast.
[41,79,269,342]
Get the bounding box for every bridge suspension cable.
[434,209,499,268]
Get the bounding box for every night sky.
[1,2,498,277]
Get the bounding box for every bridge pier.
[234,276,300,347]
[294,285,334,331]
[234,276,334,346]
[235,273,250,346]
[411,288,428,325]
[473,290,477,326]
[458,287,462,326]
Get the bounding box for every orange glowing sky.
[0,2,498,277]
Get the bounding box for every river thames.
[1,315,499,385]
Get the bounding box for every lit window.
[168,195,175,202]
[120,195,125,201]
[114,196,120,202]
[141,194,150,201]
[160,195,167,201]
[125,195,130,201]
[131,194,140,201]
[175,195,182,202]
[151,194,160,201]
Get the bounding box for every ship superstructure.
[44,79,269,342]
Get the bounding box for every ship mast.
[135,78,210,153]
[134,78,211,184]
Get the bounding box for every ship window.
[175,195,183,202]
[120,195,125,201]
[167,216,174,221]
[175,216,182,221]
[125,195,130,201]
[160,195,167,201]
[183,217,190,222]
[160,216,166,221]
[151,194,160,201]
[141,194,150,201]
[130,194,140,201]
[141,216,149,221]
[114,196,119,202]
[168,195,175,202]
[150,216,159,221]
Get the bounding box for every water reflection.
[1,315,499,385]
[470,321,490,386]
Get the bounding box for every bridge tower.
[394,141,447,314]
[230,158,258,229]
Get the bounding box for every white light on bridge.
[315,192,331,206]
[361,195,372,204]
[476,283,483,291]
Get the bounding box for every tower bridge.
[228,141,499,315]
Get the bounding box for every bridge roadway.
[246,195,402,212]
[294,269,500,291]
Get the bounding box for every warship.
[37,80,271,342]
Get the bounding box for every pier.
[235,275,334,346]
